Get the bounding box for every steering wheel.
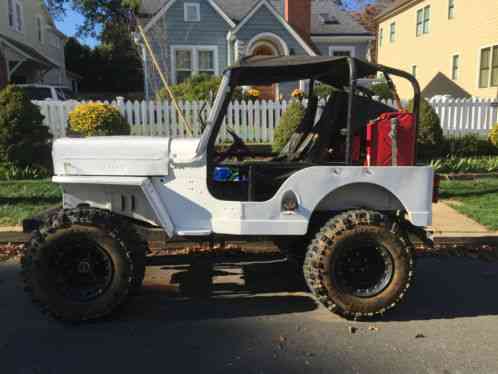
[215,128,252,163]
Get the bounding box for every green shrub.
[370,82,394,100]
[314,84,337,99]
[431,156,498,174]
[408,98,444,160]
[444,134,498,157]
[272,100,305,153]
[158,74,245,102]
[68,102,130,136]
[0,85,52,169]
[489,122,498,147]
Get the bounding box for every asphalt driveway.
[1,253,498,374]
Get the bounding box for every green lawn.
[0,180,62,226]
[440,178,498,230]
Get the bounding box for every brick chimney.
[284,0,311,42]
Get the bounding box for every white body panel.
[53,137,170,176]
[52,73,433,238]
[54,137,434,237]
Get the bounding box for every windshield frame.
[196,72,231,156]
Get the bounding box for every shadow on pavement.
[120,253,498,322]
[384,256,498,321]
[127,253,498,322]
[120,254,316,321]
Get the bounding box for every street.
[1,253,498,374]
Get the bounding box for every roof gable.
[232,0,317,56]
[212,0,282,21]
[143,0,236,32]
[376,0,423,21]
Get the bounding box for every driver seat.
[274,95,319,161]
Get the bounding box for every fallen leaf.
[415,333,426,339]
[368,326,379,332]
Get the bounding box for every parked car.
[16,84,74,101]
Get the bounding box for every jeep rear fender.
[313,182,405,214]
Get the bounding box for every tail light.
[432,174,441,203]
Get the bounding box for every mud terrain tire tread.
[21,207,148,321]
[303,209,414,320]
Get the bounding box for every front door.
[251,44,277,100]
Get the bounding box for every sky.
[54,8,99,48]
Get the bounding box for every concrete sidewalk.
[431,202,491,237]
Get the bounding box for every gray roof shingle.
[311,0,370,35]
[211,0,281,21]
[139,0,370,36]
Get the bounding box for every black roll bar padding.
[345,57,357,165]
[384,73,403,110]
[309,78,315,97]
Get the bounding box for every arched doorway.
[0,48,8,90]
[251,43,278,100]
[246,33,289,100]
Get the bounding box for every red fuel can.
[366,112,416,166]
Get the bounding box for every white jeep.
[22,56,434,321]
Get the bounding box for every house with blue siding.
[138,0,373,99]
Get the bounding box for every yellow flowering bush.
[291,88,304,100]
[489,123,498,147]
[247,88,261,98]
[68,102,130,136]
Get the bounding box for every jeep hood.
[53,137,172,176]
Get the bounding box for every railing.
[34,97,498,141]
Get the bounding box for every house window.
[389,22,396,42]
[480,48,491,88]
[15,1,23,32]
[448,0,455,19]
[492,46,498,87]
[175,50,193,83]
[451,54,460,80]
[329,46,356,58]
[8,0,23,32]
[36,16,44,43]
[198,50,215,76]
[416,6,430,36]
[184,3,200,22]
[379,28,383,47]
[7,0,14,28]
[172,46,218,84]
[479,46,498,88]
[412,65,417,77]
[49,32,60,48]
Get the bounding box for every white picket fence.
[34,97,498,142]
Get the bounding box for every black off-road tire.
[303,210,414,319]
[21,208,148,321]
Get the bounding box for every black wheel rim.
[334,239,394,298]
[49,234,114,302]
